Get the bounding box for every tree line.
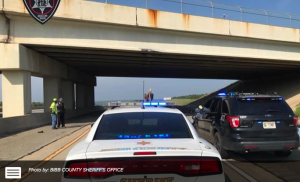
[172,94,206,99]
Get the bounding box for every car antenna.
[142,80,145,109]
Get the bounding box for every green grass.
[171,99,198,106]
[294,106,300,117]
[172,94,205,99]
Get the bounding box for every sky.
[0,0,299,102]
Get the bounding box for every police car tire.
[274,151,292,157]
[214,132,229,159]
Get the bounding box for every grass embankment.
[171,99,198,106]
[295,106,300,117]
[171,94,206,106]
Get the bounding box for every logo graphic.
[265,114,273,117]
[23,0,61,24]
[137,141,151,146]
[5,167,21,179]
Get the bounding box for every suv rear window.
[94,112,192,140]
[237,99,292,115]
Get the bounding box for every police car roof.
[103,107,182,115]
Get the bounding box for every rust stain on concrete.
[18,0,26,13]
[269,26,275,36]
[293,28,297,35]
[63,0,71,15]
[245,22,249,36]
[147,9,158,28]
[182,14,190,29]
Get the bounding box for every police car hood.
[86,139,204,159]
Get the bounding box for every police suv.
[194,92,299,158]
[63,102,225,182]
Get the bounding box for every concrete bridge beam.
[2,70,31,117]
[0,44,96,86]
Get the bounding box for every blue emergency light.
[279,97,283,100]
[143,102,167,106]
[218,92,226,96]
[117,134,171,139]
[159,102,167,106]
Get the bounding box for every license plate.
[263,121,276,129]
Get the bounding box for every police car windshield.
[237,99,292,115]
[93,112,192,140]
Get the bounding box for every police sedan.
[63,103,225,182]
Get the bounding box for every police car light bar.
[218,93,226,96]
[143,102,167,106]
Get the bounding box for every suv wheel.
[214,132,229,159]
[274,151,292,157]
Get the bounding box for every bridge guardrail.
[87,0,300,28]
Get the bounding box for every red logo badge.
[137,141,151,146]
[23,0,61,24]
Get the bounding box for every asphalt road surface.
[0,112,299,182]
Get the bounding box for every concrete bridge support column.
[44,77,61,113]
[85,86,95,107]
[76,84,86,109]
[61,80,75,110]
[2,71,31,118]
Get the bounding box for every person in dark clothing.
[56,98,66,128]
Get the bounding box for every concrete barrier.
[0,106,103,137]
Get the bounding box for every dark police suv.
[194,92,299,158]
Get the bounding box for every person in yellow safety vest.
[50,98,58,130]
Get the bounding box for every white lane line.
[223,159,259,182]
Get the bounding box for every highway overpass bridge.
[1,0,300,134]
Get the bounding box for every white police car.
[63,102,225,182]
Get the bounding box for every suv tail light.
[64,158,222,179]
[226,116,240,128]
[293,115,298,126]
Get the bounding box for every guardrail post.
[146,0,148,9]
[263,10,268,25]
[287,13,292,27]
[206,0,214,17]
[181,0,183,14]
[237,6,242,21]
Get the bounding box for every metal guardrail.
[88,0,300,28]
